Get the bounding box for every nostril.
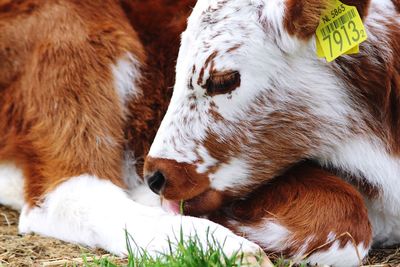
[147,171,166,195]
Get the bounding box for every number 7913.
[323,21,366,58]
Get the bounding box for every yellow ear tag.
[345,45,359,54]
[317,38,359,58]
[316,0,367,62]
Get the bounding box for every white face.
[146,0,356,203]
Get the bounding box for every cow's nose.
[144,156,210,200]
[146,171,166,194]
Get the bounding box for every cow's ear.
[283,0,371,40]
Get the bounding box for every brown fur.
[393,0,400,12]
[0,0,143,205]
[209,163,372,257]
[0,0,194,206]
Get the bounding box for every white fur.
[294,236,313,262]
[121,149,142,190]
[258,0,303,53]
[195,145,218,174]
[307,241,369,267]
[129,183,161,207]
[235,220,369,266]
[320,137,400,214]
[0,162,24,210]
[236,220,292,252]
[238,220,368,266]
[121,150,162,208]
[236,220,311,262]
[210,157,251,191]
[365,197,400,247]
[19,175,262,256]
[112,52,141,105]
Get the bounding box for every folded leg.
[20,174,261,256]
[210,164,372,266]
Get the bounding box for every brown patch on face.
[144,156,210,200]
[210,163,372,257]
[197,51,219,86]
[209,101,224,121]
[227,44,242,53]
[203,131,243,168]
[188,77,194,90]
[201,97,326,197]
[204,51,219,69]
[197,67,205,86]
[283,0,371,40]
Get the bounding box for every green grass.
[81,228,268,267]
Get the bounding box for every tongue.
[162,200,182,215]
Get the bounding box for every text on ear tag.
[316,0,367,62]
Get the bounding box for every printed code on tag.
[321,9,356,38]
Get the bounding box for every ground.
[0,205,399,266]
[0,205,128,266]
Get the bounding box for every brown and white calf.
[0,0,261,256]
[145,0,400,265]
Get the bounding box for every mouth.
[161,198,182,215]
[161,188,227,216]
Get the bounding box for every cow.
[145,0,400,265]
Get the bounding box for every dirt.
[0,205,127,266]
[1,205,399,266]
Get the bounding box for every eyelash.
[205,71,241,96]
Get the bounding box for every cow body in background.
[145,0,400,265]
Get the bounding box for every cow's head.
[144,0,370,215]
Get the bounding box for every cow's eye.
[205,70,241,96]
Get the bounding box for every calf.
[145,0,399,265]
[0,0,260,256]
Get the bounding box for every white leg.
[19,175,261,256]
[128,182,162,208]
[0,162,25,210]
[236,220,369,267]
[307,241,369,267]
